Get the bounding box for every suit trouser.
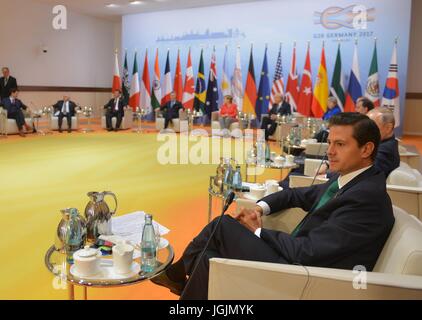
[219,116,235,130]
[164,114,178,129]
[58,113,72,130]
[106,110,123,129]
[7,110,26,130]
[180,215,287,300]
[261,116,277,139]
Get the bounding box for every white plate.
[70,260,140,280]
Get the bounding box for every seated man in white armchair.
[160,91,184,130]
[53,95,77,133]
[104,89,126,132]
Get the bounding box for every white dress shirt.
[114,98,120,111]
[254,165,373,238]
[62,101,69,114]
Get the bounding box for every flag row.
[112,40,400,126]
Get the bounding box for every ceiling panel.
[34,0,259,21]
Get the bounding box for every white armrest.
[209,258,422,300]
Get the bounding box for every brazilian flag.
[194,49,206,113]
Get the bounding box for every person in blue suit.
[151,113,395,300]
[322,97,342,121]
[1,88,33,137]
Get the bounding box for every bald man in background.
[0,67,18,100]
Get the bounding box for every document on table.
[102,211,170,258]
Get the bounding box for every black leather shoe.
[150,271,186,296]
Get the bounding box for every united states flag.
[270,45,284,105]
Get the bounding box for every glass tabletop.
[44,244,174,288]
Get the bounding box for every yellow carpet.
[0,130,281,300]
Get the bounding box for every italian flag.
[129,52,140,111]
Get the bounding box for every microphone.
[180,190,236,299]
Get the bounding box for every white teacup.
[249,185,266,200]
[265,180,279,195]
[286,155,295,165]
[112,241,134,275]
[274,156,284,167]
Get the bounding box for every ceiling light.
[106,4,119,8]
[130,1,144,5]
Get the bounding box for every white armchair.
[211,111,240,135]
[0,108,34,135]
[386,162,422,221]
[50,114,79,131]
[209,206,422,300]
[155,108,188,133]
[101,107,133,130]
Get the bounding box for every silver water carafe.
[55,208,87,258]
[84,191,118,242]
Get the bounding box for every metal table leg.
[68,283,75,300]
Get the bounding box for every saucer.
[70,260,140,281]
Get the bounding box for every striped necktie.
[291,180,340,237]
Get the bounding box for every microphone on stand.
[180,190,236,298]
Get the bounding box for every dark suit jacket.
[53,100,77,117]
[269,101,292,116]
[2,97,27,114]
[0,76,18,100]
[104,98,125,116]
[374,135,400,179]
[260,166,394,271]
[160,100,184,118]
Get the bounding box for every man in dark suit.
[104,90,126,131]
[160,91,184,129]
[53,95,77,133]
[2,88,33,137]
[260,93,291,140]
[0,67,18,100]
[368,107,400,178]
[151,113,395,300]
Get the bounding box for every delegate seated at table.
[219,95,238,136]
[160,91,184,129]
[1,88,34,137]
[53,95,77,133]
[104,89,126,131]
[151,113,395,300]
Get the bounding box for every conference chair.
[50,114,79,131]
[209,204,422,299]
[0,107,34,135]
[155,108,188,133]
[211,111,240,136]
[101,107,133,130]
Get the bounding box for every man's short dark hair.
[360,97,375,112]
[328,112,381,161]
[10,88,18,94]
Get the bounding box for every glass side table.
[45,243,174,300]
[132,108,147,133]
[81,107,94,133]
